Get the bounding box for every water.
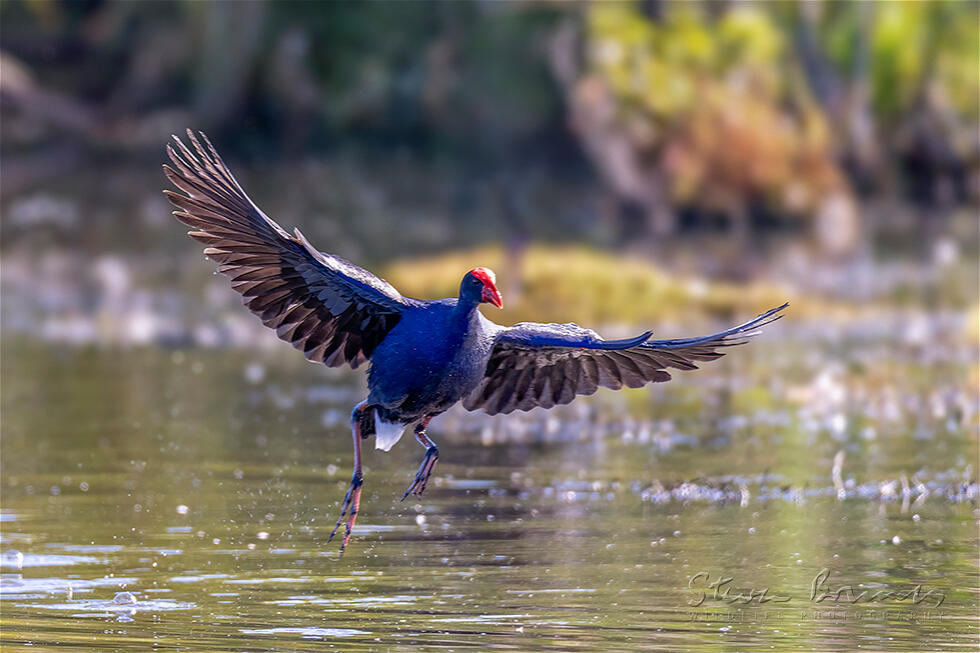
[1,329,977,651]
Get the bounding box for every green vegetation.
[3,0,976,251]
[384,245,794,326]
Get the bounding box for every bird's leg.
[329,401,369,553]
[402,416,439,500]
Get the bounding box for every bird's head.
[461,267,503,309]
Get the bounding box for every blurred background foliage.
[1,0,977,335]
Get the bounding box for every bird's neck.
[453,297,481,326]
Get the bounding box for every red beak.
[482,283,503,308]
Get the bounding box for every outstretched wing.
[463,304,787,415]
[164,130,415,368]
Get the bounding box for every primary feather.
[164,130,412,368]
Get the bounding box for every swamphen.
[164,131,787,552]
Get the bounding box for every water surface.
[1,329,977,651]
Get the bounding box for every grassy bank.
[384,245,796,329]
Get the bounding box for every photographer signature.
[687,568,945,608]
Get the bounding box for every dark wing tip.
[744,302,789,332]
[642,302,788,351]
[728,302,789,333]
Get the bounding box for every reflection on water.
[1,332,977,651]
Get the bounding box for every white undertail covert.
[373,410,408,451]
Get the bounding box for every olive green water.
[1,332,977,651]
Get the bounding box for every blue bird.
[164,131,787,552]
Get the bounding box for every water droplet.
[2,550,24,570]
[112,592,137,604]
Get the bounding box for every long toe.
[402,452,439,500]
[328,488,351,541]
[401,475,424,501]
[339,489,360,554]
[330,475,362,549]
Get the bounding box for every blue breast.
[366,300,488,419]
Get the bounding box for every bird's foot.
[328,473,362,554]
[401,446,439,500]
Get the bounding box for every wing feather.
[165,130,414,367]
[464,304,787,415]
[578,355,600,396]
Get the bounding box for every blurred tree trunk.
[194,0,267,130]
[795,0,880,191]
[547,19,676,245]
